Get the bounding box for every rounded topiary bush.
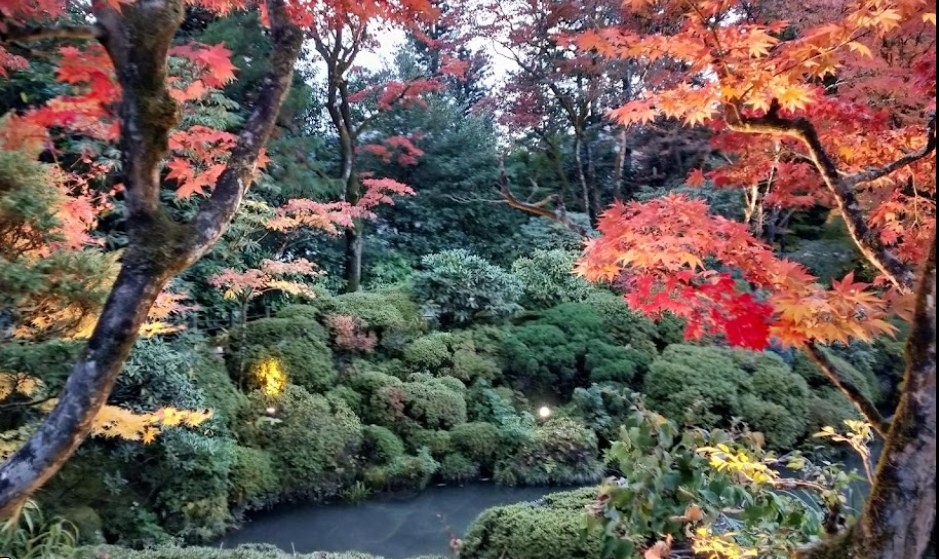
[361,424,406,465]
[403,333,453,371]
[406,429,452,458]
[412,249,522,326]
[494,418,603,486]
[511,249,593,310]
[385,448,440,491]
[237,385,362,499]
[440,452,480,483]
[334,289,425,351]
[229,446,279,508]
[644,345,746,427]
[449,421,503,467]
[228,317,336,393]
[373,378,468,432]
[460,488,602,559]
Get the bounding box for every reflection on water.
[218,483,571,558]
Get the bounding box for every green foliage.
[334,289,425,351]
[792,350,881,406]
[460,488,602,559]
[0,500,78,559]
[570,384,636,443]
[596,407,854,558]
[494,418,603,487]
[0,150,115,341]
[79,545,446,559]
[361,425,406,465]
[401,329,503,383]
[439,453,480,483]
[227,317,336,393]
[501,302,656,399]
[0,338,81,391]
[229,446,279,509]
[511,250,593,309]
[237,385,362,500]
[403,333,453,370]
[405,429,452,458]
[513,216,592,255]
[449,421,503,467]
[644,345,812,448]
[373,377,468,432]
[412,250,522,326]
[385,448,440,491]
[190,350,245,426]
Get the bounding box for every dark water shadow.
[217,483,569,558]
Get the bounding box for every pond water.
[218,483,568,558]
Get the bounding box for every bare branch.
[725,101,917,290]
[846,111,936,186]
[805,341,891,437]
[499,162,590,237]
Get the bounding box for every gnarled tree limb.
[805,341,891,437]
[498,162,590,237]
[725,101,924,290]
[0,0,304,517]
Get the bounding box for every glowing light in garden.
[538,406,552,419]
[256,357,287,397]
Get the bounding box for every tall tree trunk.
[343,223,364,293]
[612,129,631,201]
[573,133,594,222]
[799,236,936,559]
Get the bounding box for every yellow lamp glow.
[256,357,287,397]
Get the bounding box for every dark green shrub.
[806,388,860,433]
[570,384,636,443]
[449,422,503,467]
[385,448,440,491]
[403,333,453,370]
[644,345,746,427]
[792,351,880,405]
[334,289,425,351]
[412,249,522,326]
[191,351,245,426]
[237,385,362,499]
[494,418,603,486]
[361,425,406,465]
[405,429,452,457]
[0,339,81,390]
[440,453,480,483]
[79,545,443,559]
[229,446,279,509]
[581,292,661,353]
[646,345,813,448]
[373,378,467,432]
[460,488,601,559]
[511,249,592,309]
[227,317,336,393]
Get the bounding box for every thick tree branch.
[185,0,304,259]
[725,101,918,290]
[499,163,590,237]
[0,0,304,517]
[805,341,891,437]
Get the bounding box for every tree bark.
[344,224,364,293]
[0,0,304,516]
[798,237,936,559]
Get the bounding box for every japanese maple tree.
[306,0,456,291]
[0,0,435,517]
[570,0,935,556]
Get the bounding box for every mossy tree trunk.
[798,238,936,559]
[0,0,304,517]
